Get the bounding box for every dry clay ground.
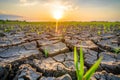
[0,23,120,80]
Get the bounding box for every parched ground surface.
[0,22,120,80]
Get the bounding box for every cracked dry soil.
[0,23,120,80]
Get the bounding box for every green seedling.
[74,47,103,80]
[36,30,41,35]
[97,30,101,35]
[113,47,120,54]
[4,28,10,32]
[44,49,48,57]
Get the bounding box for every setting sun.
[53,10,63,20]
[52,8,64,33]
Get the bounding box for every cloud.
[0,13,23,20]
[20,2,38,6]
[0,10,7,14]
[43,0,79,11]
[19,0,79,10]
[20,0,27,3]
[19,0,38,6]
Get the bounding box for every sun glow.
[52,10,63,33]
[51,2,66,20]
[51,2,66,33]
[53,10,63,20]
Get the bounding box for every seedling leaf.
[83,56,103,80]
[79,47,84,80]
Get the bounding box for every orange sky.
[0,0,120,21]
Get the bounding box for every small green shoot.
[74,47,103,80]
[97,30,101,35]
[44,49,48,57]
[74,47,79,80]
[37,30,41,35]
[4,28,11,32]
[113,47,120,54]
